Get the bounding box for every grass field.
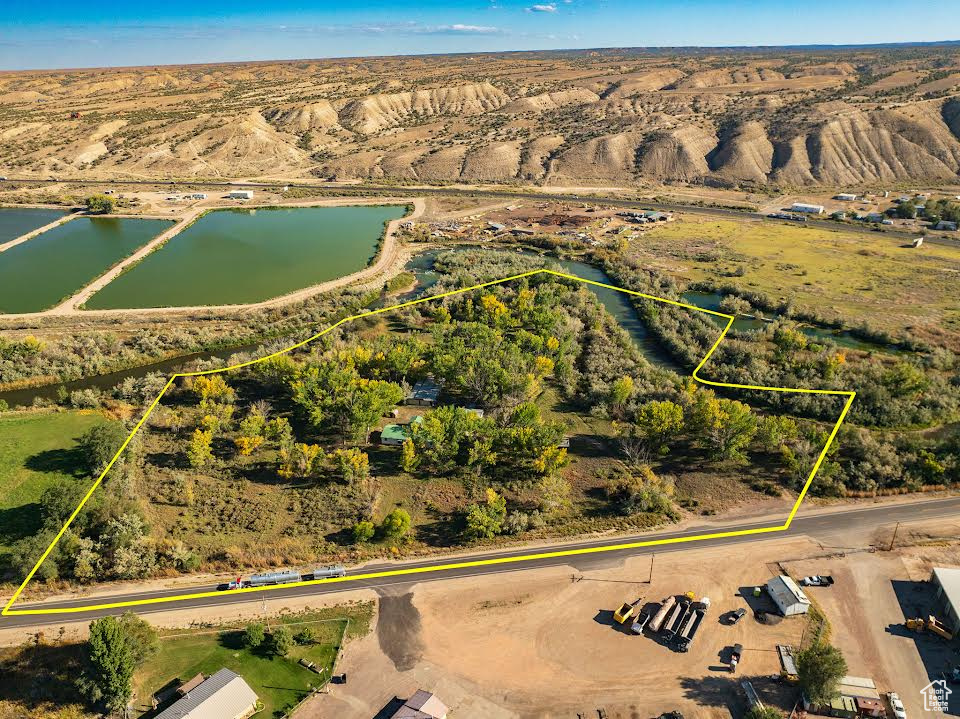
[634,217,960,341]
[0,410,106,557]
[133,603,374,718]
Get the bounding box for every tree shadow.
[373,697,406,719]
[890,578,960,714]
[0,503,42,546]
[681,672,799,715]
[736,585,779,618]
[24,447,87,476]
[0,642,89,709]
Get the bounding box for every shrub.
[84,194,114,214]
[352,520,376,543]
[271,625,293,656]
[381,509,412,540]
[294,627,315,645]
[244,622,265,649]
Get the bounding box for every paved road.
[4,495,958,627]
[3,176,947,248]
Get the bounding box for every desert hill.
[1,46,959,188]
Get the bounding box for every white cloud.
[438,24,503,34]
[527,3,557,12]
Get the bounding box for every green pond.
[86,205,408,309]
[0,207,68,244]
[0,217,173,314]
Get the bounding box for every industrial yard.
[299,514,960,719]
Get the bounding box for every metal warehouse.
[932,567,960,631]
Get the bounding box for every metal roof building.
[766,575,811,616]
[932,567,960,631]
[381,416,423,445]
[406,378,442,407]
[390,689,448,719]
[154,668,258,719]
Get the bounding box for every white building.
[791,203,825,214]
[766,575,810,616]
[835,193,857,202]
[227,190,254,200]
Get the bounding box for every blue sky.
[2,0,959,71]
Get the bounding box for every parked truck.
[222,564,347,590]
[614,602,635,625]
[729,644,743,673]
[630,611,651,635]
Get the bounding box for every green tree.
[400,438,420,472]
[464,488,507,539]
[882,362,929,398]
[608,376,634,416]
[635,400,684,453]
[381,508,412,540]
[244,622,266,649]
[85,194,115,214]
[290,362,403,442]
[77,421,129,475]
[294,627,316,645]
[693,393,757,461]
[84,613,156,713]
[895,200,917,219]
[272,625,294,656]
[796,643,848,706]
[352,520,376,543]
[755,415,799,452]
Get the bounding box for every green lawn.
[0,409,106,555]
[134,605,373,718]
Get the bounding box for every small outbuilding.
[227,190,254,200]
[381,416,423,446]
[407,378,442,407]
[766,575,810,616]
[791,203,824,214]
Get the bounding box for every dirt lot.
[291,521,960,719]
[304,538,818,719]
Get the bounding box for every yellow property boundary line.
[2,268,855,617]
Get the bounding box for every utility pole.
[888,522,901,552]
